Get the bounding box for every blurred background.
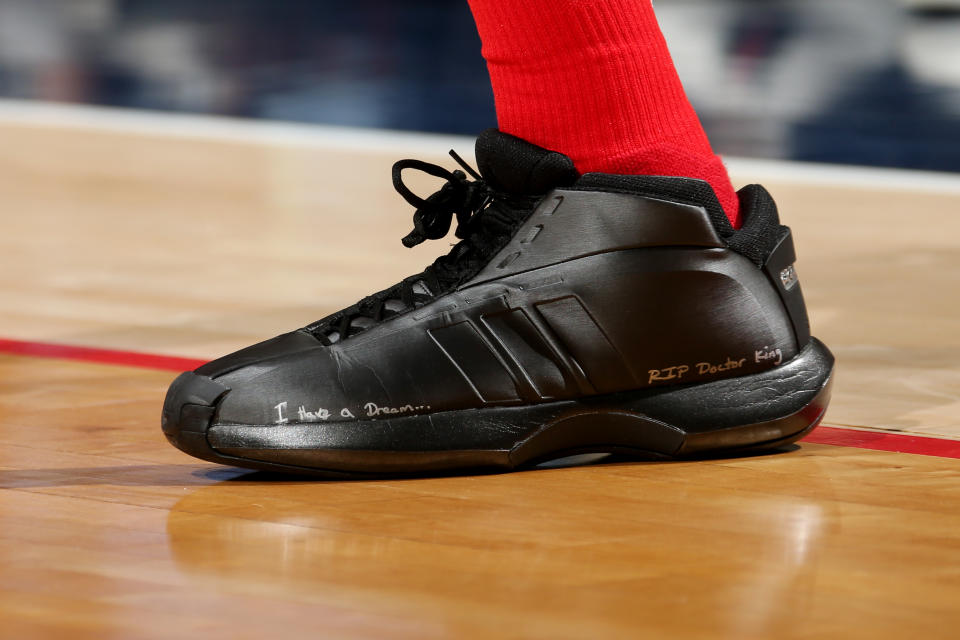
[0,0,959,171]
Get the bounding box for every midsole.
[208,338,834,458]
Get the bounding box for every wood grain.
[1,114,959,639]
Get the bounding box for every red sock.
[466,0,741,227]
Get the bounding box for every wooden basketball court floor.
[1,102,959,639]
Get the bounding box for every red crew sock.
[466,0,741,228]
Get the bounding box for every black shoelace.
[309,151,536,345]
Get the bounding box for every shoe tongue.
[475,129,579,195]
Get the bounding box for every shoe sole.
[162,338,834,478]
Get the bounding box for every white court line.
[725,157,960,194]
[2,98,959,194]
[0,98,470,156]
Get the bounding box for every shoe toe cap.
[161,330,333,461]
[161,370,231,461]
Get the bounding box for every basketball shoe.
[161,129,834,476]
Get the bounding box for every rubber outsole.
[161,338,834,478]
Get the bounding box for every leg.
[467,0,741,226]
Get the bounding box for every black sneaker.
[161,129,834,477]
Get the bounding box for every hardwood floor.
[1,105,959,638]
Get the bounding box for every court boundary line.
[2,98,960,195]
[3,336,959,460]
[0,338,207,372]
[803,426,960,459]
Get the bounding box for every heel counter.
[761,228,811,349]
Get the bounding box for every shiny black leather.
[194,186,799,427]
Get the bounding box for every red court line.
[0,338,207,372]
[3,337,960,459]
[803,426,960,459]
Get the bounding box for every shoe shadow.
[0,444,802,489]
[0,464,254,489]
[218,443,802,483]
